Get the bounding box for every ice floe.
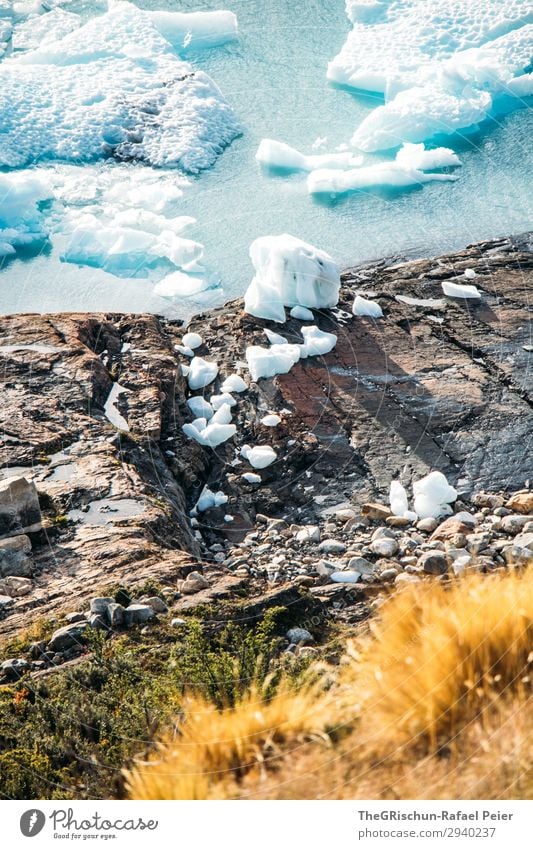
[330,1,532,152]
[308,160,458,195]
[0,1,240,170]
[0,171,53,257]
[352,294,383,318]
[244,234,340,323]
[256,138,362,172]
[148,9,238,52]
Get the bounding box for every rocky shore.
[1,234,532,676]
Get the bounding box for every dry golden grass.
[125,565,533,800]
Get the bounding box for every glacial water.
[1,0,532,319]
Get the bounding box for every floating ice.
[220,374,248,393]
[187,357,219,390]
[308,161,458,195]
[261,414,281,427]
[187,396,214,420]
[244,234,340,323]
[300,325,337,357]
[413,471,458,520]
[0,1,240,170]
[256,138,363,172]
[0,172,53,257]
[148,9,238,52]
[442,280,481,299]
[331,2,532,152]
[195,486,228,512]
[352,294,383,318]
[395,143,462,171]
[241,444,277,469]
[182,332,203,350]
[290,305,314,321]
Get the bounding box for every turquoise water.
[1,0,532,318]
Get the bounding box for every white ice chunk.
[241,472,261,484]
[148,9,238,51]
[395,295,445,308]
[196,486,228,512]
[104,382,130,431]
[186,396,214,420]
[182,332,203,349]
[300,325,337,357]
[200,422,236,447]
[241,444,277,469]
[442,280,481,299]
[395,143,462,171]
[246,343,301,382]
[413,470,458,519]
[154,272,211,299]
[308,161,458,195]
[389,480,409,517]
[211,403,233,425]
[188,357,219,390]
[290,305,315,321]
[210,392,237,410]
[256,138,363,172]
[352,294,383,318]
[261,414,281,427]
[220,374,248,393]
[0,172,53,256]
[264,328,288,345]
[244,234,340,323]
[175,345,195,358]
[464,268,476,279]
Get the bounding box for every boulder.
[0,477,42,538]
[418,550,448,575]
[124,603,155,627]
[0,575,32,597]
[286,627,313,645]
[90,597,114,615]
[1,658,30,680]
[107,602,126,628]
[505,492,533,515]
[370,537,398,558]
[178,571,209,594]
[144,596,168,613]
[429,515,476,542]
[0,535,33,578]
[48,622,89,653]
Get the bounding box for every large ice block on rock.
[244,234,340,323]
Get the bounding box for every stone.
[334,508,356,522]
[416,517,439,533]
[318,539,347,555]
[107,603,126,628]
[124,604,155,627]
[0,594,14,611]
[171,617,187,627]
[295,526,320,543]
[0,576,32,597]
[29,640,47,659]
[144,596,168,613]
[361,503,391,521]
[370,538,398,558]
[65,611,87,624]
[512,532,533,551]
[1,658,30,680]
[505,492,533,515]
[394,573,421,586]
[503,545,532,566]
[430,515,476,542]
[316,559,335,577]
[88,613,108,630]
[500,514,532,535]
[48,622,89,653]
[386,516,412,528]
[286,627,313,645]
[0,541,32,578]
[347,556,374,574]
[0,476,42,538]
[471,493,505,510]
[418,550,448,575]
[179,571,210,594]
[90,597,114,615]
[330,571,361,584]
[452,554,473,576]
[294,575,314,587]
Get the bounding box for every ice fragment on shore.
[210,392,236,410]
[182,332,203,350]
[187,396,214,420]
[300,325,337,357]
[241,444,277,469]
[187,357,218,390]
[241,472,261,484]
[220,374,247,393]
[261,414,281,427]
[104,383,130,431]
[442,280,481,299]
[352,294,383,318]
[290,305,314,321]
[244,234,340,323]
[195,486,228,512]
[246,344,301,382]
[413,471,458,519]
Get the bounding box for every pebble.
[295,526,321,544]
[330,571,361,584]
[318,539,347,555]
[418,550,448,575]
[370,538,399,558]
[416,517,439,533]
